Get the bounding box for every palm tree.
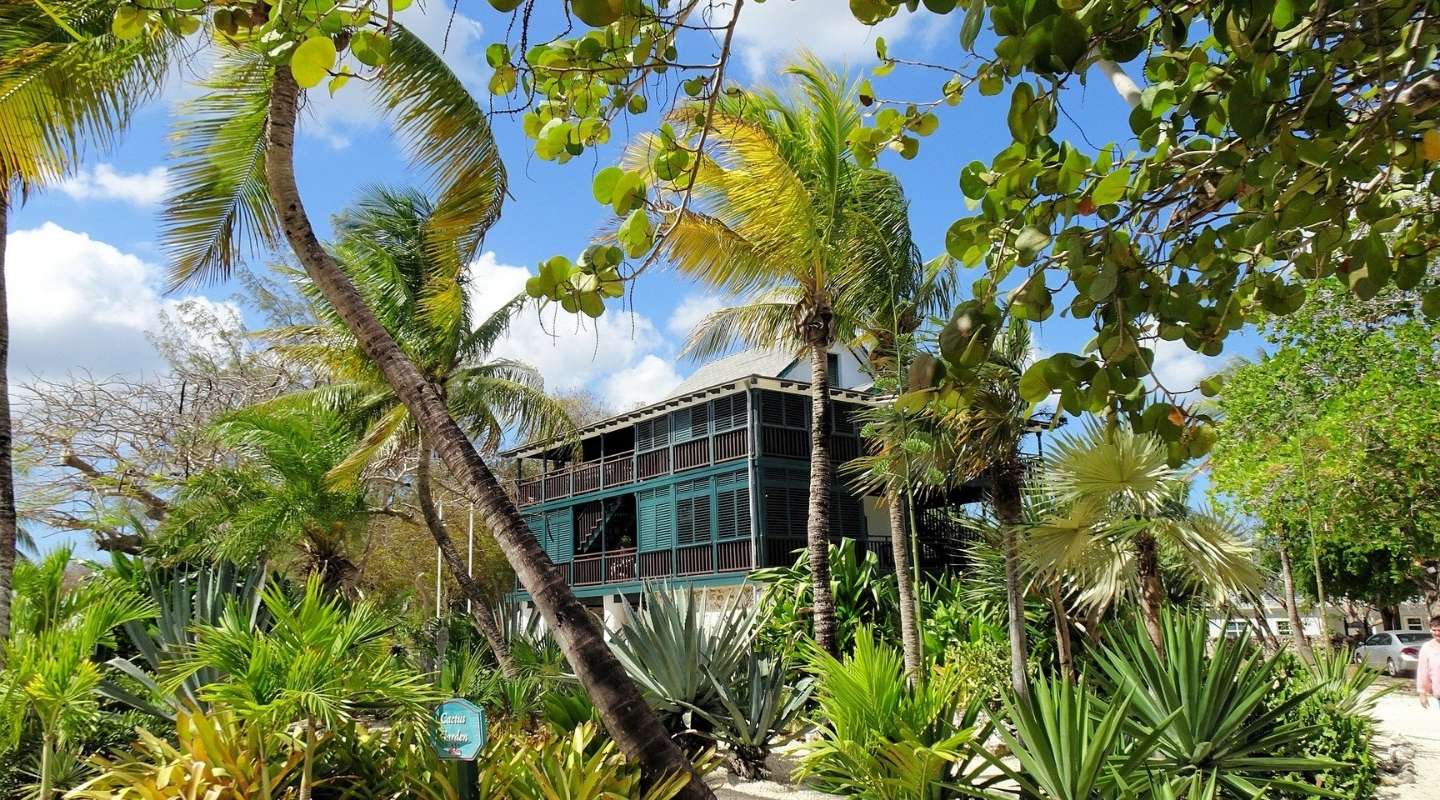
[177,576,437,800]
[929,318,1040,699]
[266,186,575,676]
[640,57,900,655]
[165,26,705,796]
[1030,422,1262,656]
[842,190,957,679]
[156,401,370,592]
[0,0,173,645]
[0,546,155,798]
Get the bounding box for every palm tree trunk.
[1277,533,1315,664]
[993,467,1029,700]
[299,716,315,800]
[415,442,519,678]
[1133,531,1167,656]
[0,186,17,651]
[888,491,922,681]
[1047,582,1074,683]
[39,731,53,800]
[805,343,838,656]
[263,67,710,800]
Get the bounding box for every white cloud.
[467,252,679,408]
[54,164,169,206]
[732,0,927,79]
[5,223,237,380]
[665,293,725,337]
[601,355,683,410]
[1149,337,1220,393]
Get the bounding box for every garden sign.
[433,698,486,760]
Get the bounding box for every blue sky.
[9,1,1259,551]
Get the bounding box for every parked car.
[1353,630,1431,676]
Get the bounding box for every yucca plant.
[797,628,998,799]
[68,708,305,799]
[610,584,758,739]
[691,651,814,779]
[1093,612,1343,797]
[979,673,1171,800]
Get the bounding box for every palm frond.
[162,46,278,288]
[680,298,801,363]
[375,24,506,265]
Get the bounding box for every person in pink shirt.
[1416,616,1440,707]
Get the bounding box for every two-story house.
[502,346,984,626]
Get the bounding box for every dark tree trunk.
[0,186,15,651]
[1382,605,1401,632]
[888,492,923,681]
[264,68,710,799]
[1133,531,1167,656]
[416,443,519,678]
[1047,582,1074,683]
[992,466,1029,700]
[806,343,837,656]
[1277,534,1315,664]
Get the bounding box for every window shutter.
[712,394,746,431]
[637,485,675,552]
[637,417,671,452]
[716,470,750,540]
[546,510,573,563]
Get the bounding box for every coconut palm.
[156,402,370,592]
[1031,421,1262,655]
[176,575,436,800]
[265,186,575,676]
[635,57,904,655]
[0,0,174,644]
[842,204,957,680]
[0,546,155,798]
[164,21,702,795]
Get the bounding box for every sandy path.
[1371,679,1440,799]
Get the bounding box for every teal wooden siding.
[637,485,675,552]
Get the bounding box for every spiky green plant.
[691,651,814,779]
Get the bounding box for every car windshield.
[1398,633,1431,643]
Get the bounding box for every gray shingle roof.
[668,347,799,395]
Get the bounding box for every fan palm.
[0,0,174,644]
[156,401,370,592]
[265,186,574,676]
[164,18,702,796]
[0,546,156,798]
[633,56,907,655]
[1030,421,1262,655]
[174,575,437,800]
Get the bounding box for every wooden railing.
[571,548,637,586]
[673,439,709,472]
[515,450,638,507]
[714,428,748,462]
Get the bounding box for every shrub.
[476,722,695,800]
[1264,650,1381,800]
[690,651,813,779]
[752,539,898,653]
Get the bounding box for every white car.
[1353,630,1430,676]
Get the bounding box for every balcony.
[512,427,751,508]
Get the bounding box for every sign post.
[434,698,486,800]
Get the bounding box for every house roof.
[668,347,799,396]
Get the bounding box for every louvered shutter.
[545,510,573,563]
[637,485,675,552]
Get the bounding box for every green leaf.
[617,209,652,257]
[351,30,392,67]
[1007,82,1036,143]
[290,36,337,89]
[1422,288,1440,319]
[1015,226,1051,253]
[1019,363,1051,403]
[485,42,509,68]
[1091,168,1130,206]
[1051,13,1087,72]
[327,72,350,96]
[960,0,984,50]
[111,5,145,39]
[592,167,623,205]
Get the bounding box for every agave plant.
[100,554,267,719]
[610,583,759,737]
[1093,612,1342,797]
[691,651,814,779]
